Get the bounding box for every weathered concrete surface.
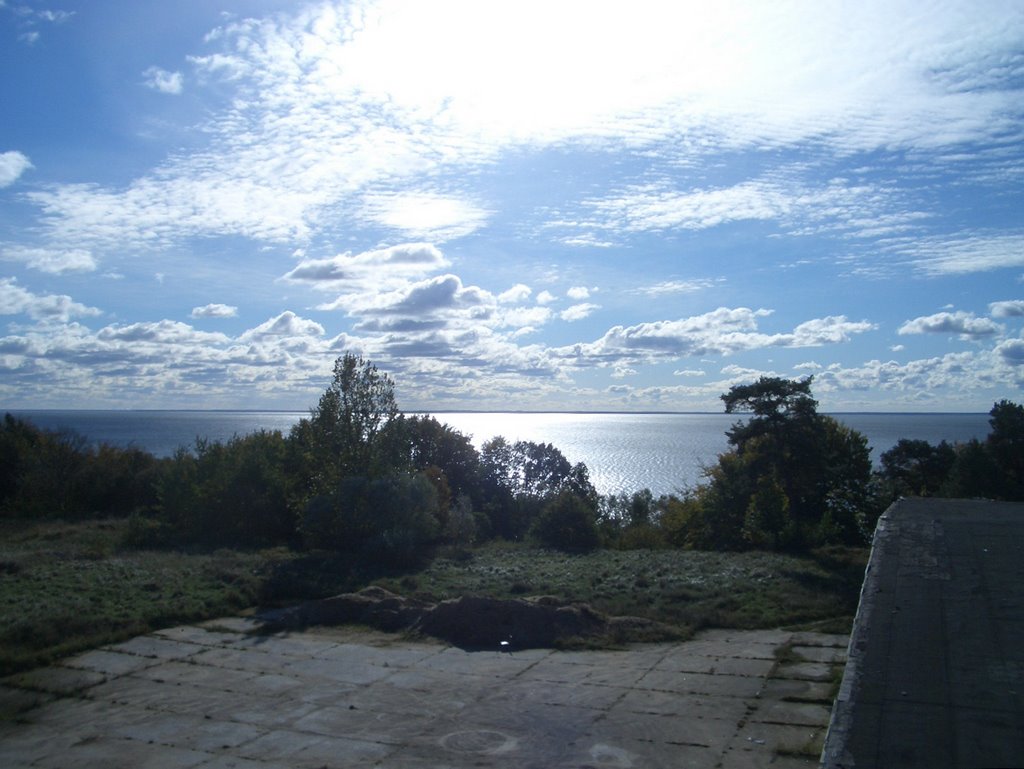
[822,497,1024,769]
[0,619,845,768]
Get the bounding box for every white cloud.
[996,339,1024,366]
[0,246,96,274]
[536,291,557,305]
[0,151,32,187]
[582,175,925,239]
[283,243,448,292]
[0,279,101,321]
[97,320,229,346]
[813,349,1022,403]
[191,303,238,319]
[790,316,877,347]
[559,307,874,366]
[498,284,531,304]
[989,300,1024,318]
[636,279,718,296]
[560,303,599,322]
[36,10,75,23]
[353,274,493,319]
[566,286,591,300]
[143,67,184,95]
[22,0,1020,262]
[9,0,1019,292]
[240,311,325,341]
[898,311,1002,339]
[904,234,1024,275]
[500,305,552,330]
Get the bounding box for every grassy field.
[0,518,866,675]
[375,542,867,636]
[0,519,274,675]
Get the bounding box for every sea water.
[6,410,991,497]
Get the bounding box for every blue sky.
[1,0,1023,412]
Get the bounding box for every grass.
[372,541,867,637]
[0,518,278,675]
[0,517,867,676]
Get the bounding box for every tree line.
[2,355,1022,560]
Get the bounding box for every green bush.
[300,473,439,566]
[157,431,293,547]
[530,490,600,552]
[0,414,161,519]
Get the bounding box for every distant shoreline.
[4,408,989,416]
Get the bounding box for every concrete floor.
[822,497,1024,768]
[0,620,846,768]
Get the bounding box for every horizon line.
[3,407,991,416]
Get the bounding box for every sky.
[1,0,1023,413]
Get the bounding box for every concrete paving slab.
[106,635,208,661]
[152,624,250,648]
[191,756,292,769]
[198,616,265,633]
[638,669,767,698]
[789,645,847,665]
[735,721,826,757]
[760,677,836,704]
[789,632,849,648]
[747,699,833,727]
[659,654,778,678]
[495,676,629,711]
[236,727,395,767]
[131,659,258,691]
[188,645,296,675]
[773,661,836,682]
[722,747,820,768]
[0,723,80,766]
[4,664,106,695]
[32,735,212,769]
[62,647,163,677]
[582,663,655,688]
[293,703,436,744]
[282,655,395,685]
[0,683,52,720]
[1,622,844,768]
[616,689,749,720]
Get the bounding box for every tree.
[987,400,1024,499]
[290,353,402,496]
[680,377,876,550]
[479,437,596,539]
[877,439,957,499]
[722,376,817,445]
[942,438,1001,499]
[404,416,483,504]
[531,490,601,552]
[157,431,293,546]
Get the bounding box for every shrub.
[0,414,161,519]
[530,490,600,552]
[300,473,439,567]
[157,431,293,547]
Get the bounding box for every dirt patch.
[259,587,681,649]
